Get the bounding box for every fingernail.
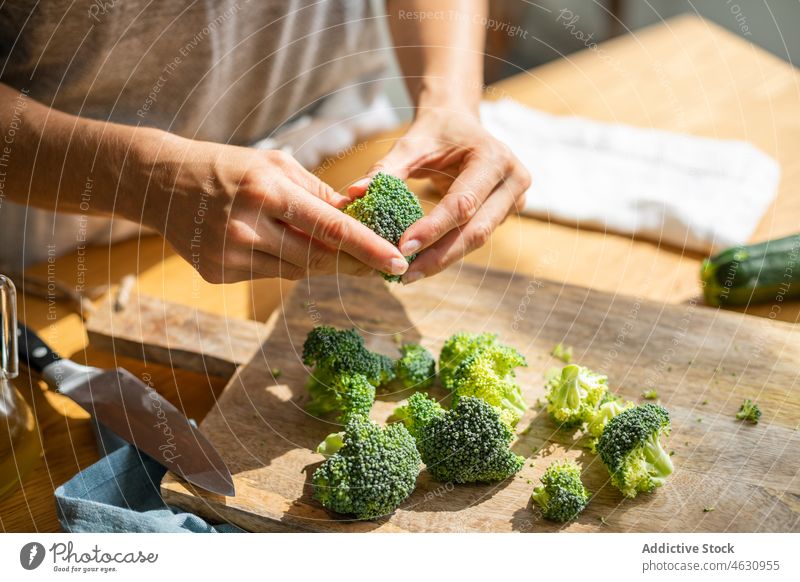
[388,257,408,275]
[400,239,421,256]
[351,177,370,189]
[402,271,424,285]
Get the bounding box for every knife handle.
[17,323,61,374]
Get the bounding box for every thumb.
[347,142,415,198]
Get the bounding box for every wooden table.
[2,15,798,532]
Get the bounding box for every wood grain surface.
[161,265,800,532]
[3,15,799,532]
[86,294,269,378]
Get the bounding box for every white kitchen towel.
[480,99,781,253]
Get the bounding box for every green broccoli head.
[531,460,590,522]
[302,326,395,420]
[596,403,673,498]
[305,372,376,421]
[585,394,635,451]
[302,326,394,385]
[312,415,421,520]
[395,343,436,389]
[400,392,524,484]
[545,364,609,428]
[438,332,499,390]
[344,172,424,282]
[449,342,528,426]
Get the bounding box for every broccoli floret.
[449,342,528,426]
[302,326,395,420]
[545,364,608,428]
[551,342,573,363]
[312,415,421,520]
[438,332,499,390]
[437,332,528,425]
[306,372,376,420]
[395,343,436,389]
[585,394,634,452]
[531,460,590,522]
[344,172,424,282]
[736,399,761,424]
[398,393,524,484]
[596,403,673,498]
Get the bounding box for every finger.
[284,161,351,209]
[264,149,351,208]
[275,179,409,276]
[398,155,505,256]
[240,252,308,280]
[195,256,304,284]
[257,219,374,277]
[401,182,518,284]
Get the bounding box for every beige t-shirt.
[0,0,389,271]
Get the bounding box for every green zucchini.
[701,233,800,306]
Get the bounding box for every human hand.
[139,137,409,283]
[349,110,530,284]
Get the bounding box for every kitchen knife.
[17,323,235,496]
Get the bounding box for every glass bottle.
[0,275,41,499]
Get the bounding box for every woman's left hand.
[349,109,531,284]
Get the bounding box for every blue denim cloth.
[54,421,241,533]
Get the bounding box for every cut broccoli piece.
[596,403,673,498]
[438,332,528,425]
[344,172,424,282]
[395,343,436,389]
[438,332,499,390]
[302,326,395,420]
[736,399,761,424]
[585,394,634,452]
[303,326,395,386]
[545,364,608,428]
[397,393,524,484]
[449,342,528,426]
[551,342,573,363]
[642,389,659,400]
[316,431,345,458]
[531,460,590,522]
[312,415,421,520]
[305,372,376,421]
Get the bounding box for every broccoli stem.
[316,432,345,457]
[502,389,529,419]
[558,365,583,409]
[531,486,549,511]
[643,432,674,485]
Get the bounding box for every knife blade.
[17,323,235,496]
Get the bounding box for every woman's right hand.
[132,135,409,283]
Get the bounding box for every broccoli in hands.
[397,392,524,484]
[344,172,424,282]
[312,415,421,520]
[596,403,673,498]
[532,460,590,522]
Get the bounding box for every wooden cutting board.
[161,265,800,532]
